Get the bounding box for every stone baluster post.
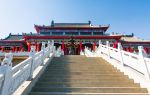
[98,40,102,57]
[138,46,150,80]
[41,42,45,52]
[85,46,87,56]
[52,40,54,46]
[118,43,124,66]
[28,46,35,80]
[0,53,13,95]
[48,41,51,57]
[51,40,54,47]
[84,46,86,55]
[98,40,101,48]
[59,46,62,56]
[41,42,45,65]
[49,41,52,53]
[51,40,54,53]
[48,41,50,48]
[106,41,111,60]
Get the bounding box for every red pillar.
[35,43,37,51]
[37,43,40,51]
[144,47,149,54]
[113,42,118,48]
[93,42,96,51]
[2,47,4,52]
[12,46,15,52]
[61,41,65,51]
[39,43,41,51]
[127,47,130,52]
[14,46,16,52]
[124,47,127,51]
[126,47,129,52]
[36,43,39,51]
[79,42,82,52]
[64,44,68,55]
[130,47,134,53]
[127,47,132,52]
[19,46,23,52]
[21,47,24,52]
[147,47,150,54]
[27,42,31,52]
[36,43,40,51]
[14,47,16,52]
[38,43,40,51]
[15,47,18,52]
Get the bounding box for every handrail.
[0,52,30,56]
[0,41,56,95]
[84,41,150,81]
[12,57,32,74]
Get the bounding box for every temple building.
[0,20,150,55]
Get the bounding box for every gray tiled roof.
[4,34,24,40]
[50,21,92,27]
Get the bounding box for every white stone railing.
[0,52,30,57]
[84,40,150,92]
[84,47,95,57]
[0,41,56,95]
[54,46,64,57]
[80,50,84,55]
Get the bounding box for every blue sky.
[0,0,150,39]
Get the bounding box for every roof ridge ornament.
[88,20,91,25]
[51,20,54,27]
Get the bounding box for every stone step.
[45,68,118,71]
[39,76,131,81]
[39,79,131,83]
[46,66,118,68]
[35,82,140,87]
[44,71,121,74]
[50,61,109,63]
[43,74,125,76]
[43,72,123,76]
[38,79,134,83]
[48,66,112,68]
[31,87,148,93]
[50,62,108,64]
[41,73,126,76]
[38,80,134,84]
[46,68,119,72]
[35,81,136,85]
[48,63,112,65]
[41,75,129,78]
[44,72,121,75]
[47,66,116,69]
[28,56,148,95]
[29,92,150,95]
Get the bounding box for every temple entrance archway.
[65,44,79,55]
[64,35,80,55]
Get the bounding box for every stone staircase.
[28,55,149,95]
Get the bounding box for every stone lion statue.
[1,53,13,67]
